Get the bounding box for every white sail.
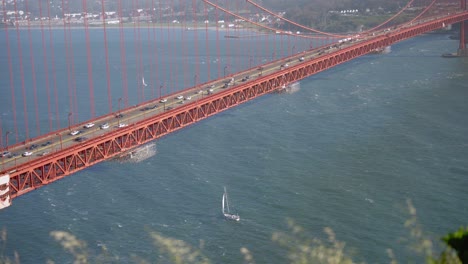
[142,77,148,87]
[222,187,240,221]
[222,193,226,214]
[224,187,231,213]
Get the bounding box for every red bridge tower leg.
[459,0,468,56]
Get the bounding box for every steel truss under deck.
[6,12,468,199]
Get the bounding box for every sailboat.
[222,187,240,221]
[142,76,148,87]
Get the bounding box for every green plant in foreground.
[442,227,468,264]
[404,200,462,264]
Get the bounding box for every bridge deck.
[2,11,468,199]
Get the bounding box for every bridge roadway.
[1,11,468,200]
[0,26,365,172]
[0,46,318,170]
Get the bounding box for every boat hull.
[224,213,240,221]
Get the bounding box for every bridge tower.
[459,0,468,56]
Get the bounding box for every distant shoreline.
[1,21,259,32]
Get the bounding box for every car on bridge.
[74,137,87,142]
[118,123,128,128]
[0,151,11,157]
[141,105,158,111]
[115,113,124,118]
[7,153,18,159]
[100,123,110,129]
[41,141,52,147]
[27,144,39,150]
[22,151,33,157]
[159,98,168,103]
[84,123,95,128]
[176,95,184,100]
[70,130,81,136]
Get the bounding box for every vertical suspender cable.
[81,0,96,118]
[38,0,53,132]
[225,1,231,75]
[234,0,239,70]
[118,0,129,107]
[167,0,174,94]
[148,0,156,99]
[192,0,200,87]
[181,0,188,90]
[2,0,18,143]
[215,0,220,79]
[67,12,78,124]
[101,0,113,113]
[24,0,40,137]
[170,0,176,93]
[61,0,73,127]
[13,0,29,141]
[135,0,145,102]
[46,0,60,130]
[203,2,211,81]
[158,0,165,98]
[165,0,174,95]
[243,0,253,69]
[131,0,140,102]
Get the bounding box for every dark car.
[7,153,18,159]
[74,136,88,142]
[28,144,39,150]
[141,105,157,111]
[41,141,52,147]
[115,113,124,118]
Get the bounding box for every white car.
[84,123,95,128]
[118,123,128,128]
[70,130,81,136]
[22,151,33,157]
[176,95,184,100]
[100,123,110,129]
[208,88,214,93]
[159,98,168,103]
[185,96,192,100]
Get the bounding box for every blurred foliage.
[272,219,357,264]
[148,231,210,264]
[442,227,468,264]
[0,200,466,263]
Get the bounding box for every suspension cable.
[246,0,347,38]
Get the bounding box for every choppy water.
[1,31,468,263]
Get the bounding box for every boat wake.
[116,143,157,163]
[276,82,301,94]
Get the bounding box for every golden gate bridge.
[0,0,467,209]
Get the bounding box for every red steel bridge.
[1,0,467,209]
